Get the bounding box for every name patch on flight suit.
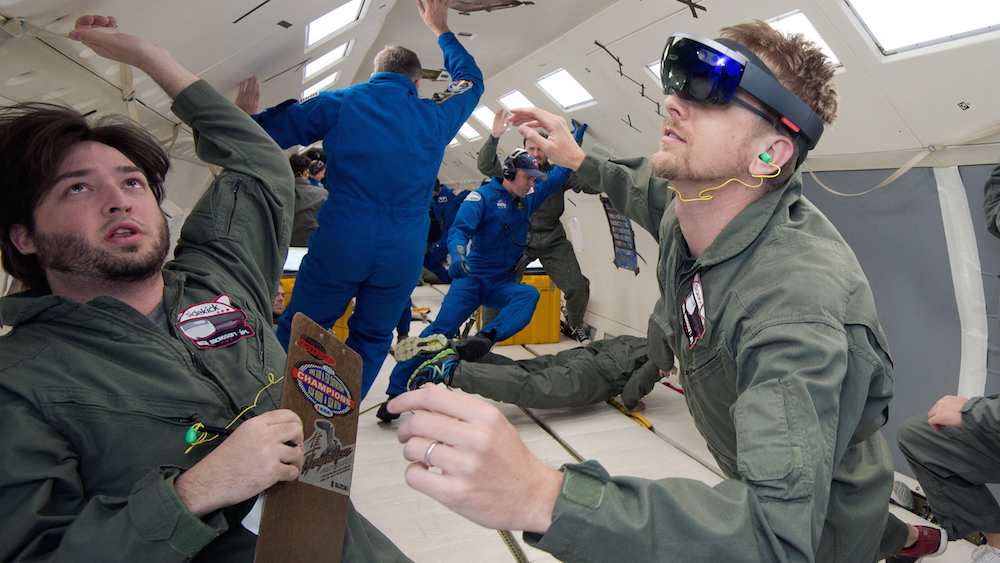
[432,79,474,103]
[681,272,706,349]
[176,294,255,349]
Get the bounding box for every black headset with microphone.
[502,148,530,181]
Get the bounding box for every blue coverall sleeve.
[433,32,485,139]
[252,90,346,150]
[525,165,571,216]
[447,192,485,254]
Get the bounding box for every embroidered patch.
[466,192,482,202]
[176,294,255,349]
[496,200,507,210]
[300,419,354,495]
[681,272,706,349]
[437,195,449,203]
[432,79,474,104]
[293,362,355,417]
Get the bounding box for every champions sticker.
[294,362,355,417]
[466,192,482,202]
[432,79,474,104]
[176,295,255,349]
[299,419,354,495]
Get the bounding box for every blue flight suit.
[386,167,571,395]
[252,33,483,399]
[424,186,469,282]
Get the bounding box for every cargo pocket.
[734,379,809,500]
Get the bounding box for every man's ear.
[750,134,795,177]
[9,224,36,256]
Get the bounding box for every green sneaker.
[408,350,460,391]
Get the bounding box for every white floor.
[348,283,977,562]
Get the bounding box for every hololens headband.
[660,32,824,166]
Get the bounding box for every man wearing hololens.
[387,21,937,562]
[378,149,569,421]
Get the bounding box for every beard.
[649,117,753,184]
[32,214,170,284]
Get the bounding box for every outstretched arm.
[417,0,451,36]
[389,385,562,533]
[69,16,197,100]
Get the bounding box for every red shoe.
[892,525,948,561]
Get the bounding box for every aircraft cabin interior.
[1,0,999,561]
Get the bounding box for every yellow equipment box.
[481,274,561,346]
[281,275,352,340]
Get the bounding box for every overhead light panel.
[449,137,460,147]
[645,61,662,85]
[766,10,840,66]
[307,0,365,49]
[303,71,341,100]
[304,40,352,81]
[459,122,481,141]
[535,69,595,111]
[472,105,495,129]
[847,0,1000,54]
[498,90,535,111]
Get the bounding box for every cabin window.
[307,0,366,49]
[302,71,341,100]
[535,69,596,112]
[304,41,352,81]
[459,122,482,141]
[847,0,1000,54]
[498,90,535,111]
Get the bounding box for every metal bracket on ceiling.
[676,0,707,19]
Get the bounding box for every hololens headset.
[660,32,824,168]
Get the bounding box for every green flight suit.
[0,81,409,563]
[525,146,897,563]
[454,335,660,409]
[477,135,599,328]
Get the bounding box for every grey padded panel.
[959,163,1000,398]
[802,168,960,473]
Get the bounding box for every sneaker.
[391,334,449,361]
[408,350,460,391]
[570,324,592,344]
[375,394,399,423]
[887,525,948,563]
[453,333,492,361]
[973,544,1000,563]
[891,480,916,511]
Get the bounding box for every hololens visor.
[660,32,824,159]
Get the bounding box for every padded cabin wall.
[803,169,961,472]
[960,163,1000,398]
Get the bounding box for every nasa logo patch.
[293,362,355,417]
[496,200,507,210]
[176,295,254,349]
[432,79,474,104]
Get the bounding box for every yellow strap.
[606,397,653,430]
